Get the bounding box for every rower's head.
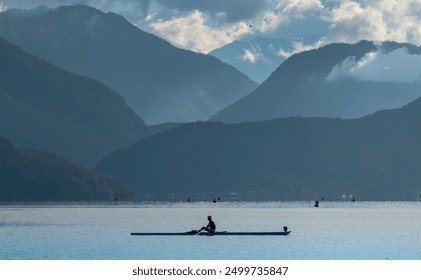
[208,216,212,221]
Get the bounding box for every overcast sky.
[1,0,421,53]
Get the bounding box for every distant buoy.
[314,200,319,207]
[213,198,216,203]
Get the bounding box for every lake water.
[0,201,420,260]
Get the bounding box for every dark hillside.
[0,137,135,201]
[97,97,421,201]
[0,36,147,167]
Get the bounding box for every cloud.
[323,0,421,45]
[242,49,257,64]
[277,40,321,58]
[142,0,421,51]
[3,0,421,54]
[255,0,326,34]
[276,0,324,16]
[152,0,270,22]
[149,10,251,53]
[0,2,7,12]
[326,47,421,82]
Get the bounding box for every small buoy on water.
[314,200,319,207]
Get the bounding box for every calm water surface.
[0,201,420,260]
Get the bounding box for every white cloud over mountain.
[150,0,270,22]
[242,49,258,64]
[1,0,421,53]
[327,47,421,82]
[148,10,251,53]
[323,0,421,45]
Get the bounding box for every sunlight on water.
[0,201,420,260]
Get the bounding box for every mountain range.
[0,5,258,125]
[0,137,134,201]
[96,95,421,201]
[211,41,421,124]
[2,4,421,202]
[209,36,317,83]
[0,36,147,167]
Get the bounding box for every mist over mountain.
[0,36,147,167]
[96,94,421,201]
[209,36,317,83]
[0,5,258,125]
[0,137,135,201]
[211,41,421,124]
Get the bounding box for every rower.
[200,216,216,233]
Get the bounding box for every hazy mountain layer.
[211,41,421,124]
[210,36,317,83]
[0,36,147,167]
[97,96,421,201]
[0,5,257,124]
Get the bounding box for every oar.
[195,228,205,235]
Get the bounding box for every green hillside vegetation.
[0,137,135,201]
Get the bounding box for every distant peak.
[2,5,49,17]
[2,4,104,18]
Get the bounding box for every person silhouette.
[200,216,216,233]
